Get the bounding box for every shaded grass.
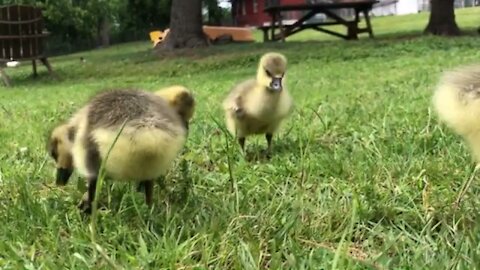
[2,7,480,270]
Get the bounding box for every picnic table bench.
[0,4,53,87]
[260,0,379,42]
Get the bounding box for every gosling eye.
[48,139,59,161]
[50,148,58,161]
[265,69,272,77]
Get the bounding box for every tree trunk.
[97,17,110,47]
[424,0,461,36]
[231,0,237,25]
[159,0,208,50]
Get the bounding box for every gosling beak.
[56,168,73,186]
[270,77,283,92]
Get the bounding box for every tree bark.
[97,17,110,47]
[159,0,209,50]
[424,0,461,36]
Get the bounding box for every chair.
[0,4,53,87]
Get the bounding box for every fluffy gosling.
[47,89,191,213]
[433,64,480,163]
[154,85,195,130]
[47,123,76,185]
[222,52,293,156]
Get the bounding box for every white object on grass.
[6,60,20,67]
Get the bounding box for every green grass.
[2,7,480,269]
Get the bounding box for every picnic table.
[260,0,379,42]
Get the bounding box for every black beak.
[270,77,283,92]
[184,120,189,131]
[56,168,73,185]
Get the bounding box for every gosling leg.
[79,176,98,214]
[238,137,245,152]
[78,138,101,214]
[265,133,273,157]
[141,180,154,207]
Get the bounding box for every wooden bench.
[0,4,53,87]
[261,0,378,42]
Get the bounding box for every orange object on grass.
[149,26,253,46]
[202,26,254,42]
[149,29,170,47]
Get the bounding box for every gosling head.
[47,124,75,185]
[154,85,195,130]
[257,52,287,92]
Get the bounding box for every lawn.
[1,7,480,270]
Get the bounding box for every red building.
[232,0,306,27]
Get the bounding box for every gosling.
[48,89,190,213]
[47,123,76,185]
[47,87,196,196]
[222,52,293,156]
[154,85,195,130]
[433,64,480,163]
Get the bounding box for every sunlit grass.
[1,7,480,269]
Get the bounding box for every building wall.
[372,0,479,16]
[371,1,397,16]
[235,0,268,26]
[396,0,419,15]
[371,0,418,16]
[234,0,305,27]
